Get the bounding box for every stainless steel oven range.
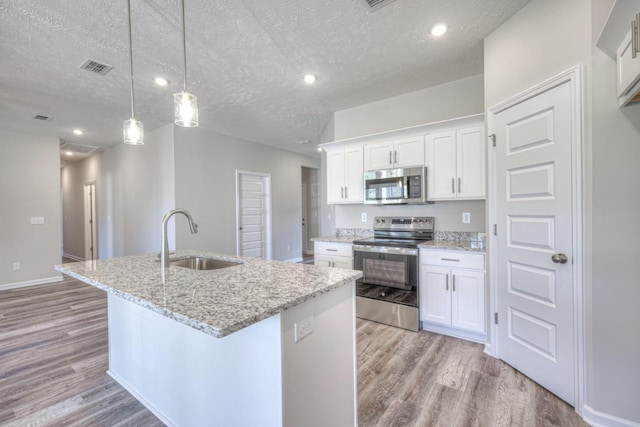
[353,216,434,332]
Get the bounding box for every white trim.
[486,65,585,413]
[283,257,304,263]
[583,405,640,427]
[235,170,273,260]
[420,322,487,344]
[63,252,84,262]
[0,275,63,291]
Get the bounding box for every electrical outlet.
[287,244,291,251]
[294,315,314,342]
[462,212,471,224]
[361,212,367,222]
[30,217,45,225]
[12,262,20,271]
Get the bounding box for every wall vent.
[79,58,114,76]
[363,0,396,10]
[34,114,53,121]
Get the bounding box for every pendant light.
[123,0,144,145]
[174,0,198,127]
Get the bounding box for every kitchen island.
[55,250,362,427]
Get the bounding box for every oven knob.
[412,219,417,224]
[419,219,424,224]
[375,219,380,224]
[381,219,386,224]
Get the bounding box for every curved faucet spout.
[161,209,198,272]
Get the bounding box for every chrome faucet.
[161,208,198,271]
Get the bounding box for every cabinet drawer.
[314,242,353,257]
[420,250,485,270]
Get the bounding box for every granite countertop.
[418,239,486,253]
[55,250,362,339]
[311,236,368,244]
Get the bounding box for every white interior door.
[301,183,308,253]
[492,77,576,405]
[236,171,271,259]
[83,183,97,261]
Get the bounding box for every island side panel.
[281,281,357,427]
[107,294,283,427]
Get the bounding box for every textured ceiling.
[0,0,530,160]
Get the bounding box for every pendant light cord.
[181,0,187,92]
[127,0,136,118]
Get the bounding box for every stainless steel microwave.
[363,167,429,205]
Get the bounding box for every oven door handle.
[353,245,418,256]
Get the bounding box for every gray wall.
[0,130,61,287]
[328,74,486,233]
[485,0,640,422]
[172,126,320,261]
[61,125,175,259]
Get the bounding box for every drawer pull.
[441,258,460,262]
[453,275,456,292]
[446,274,449,291]
[326,249,338,252]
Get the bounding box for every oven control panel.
[373,216,434,231]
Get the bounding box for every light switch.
[462,212,470,224]
[361,212,367,222]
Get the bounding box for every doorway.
[235,171,272,259]
[301,166,319,259]
[487,66,584,408]
[83,183,97,261]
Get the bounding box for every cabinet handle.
[389,151,393,165]
[446,273,449,291]
[451,178,455,194]
[332,261,335,267]
[636,13,640,54]
[453,275,456,292]
[458,177,461,193]
[394,150,397,164]
[441,258,460,262]
[633,19,637,59]
[344,186,348,198]
[326,249,338,252]
[341,186,344,199]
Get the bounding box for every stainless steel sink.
[170,256,243,271]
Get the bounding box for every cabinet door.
[326,149,345,204]
[394,136,425,168]
[331,256,353,269]
[419,266,452,325]
[363,141,393,171]
[344,146,364,203]
[617,28,640,97]
[451,269,485,333]
[427,131,457,200]
[314,254,334,267]
[456,126,485,199]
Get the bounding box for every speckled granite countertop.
[418,240,485,253]
[311,236,367,243]
[54,250,362,339]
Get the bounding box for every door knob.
[551,253,568,264]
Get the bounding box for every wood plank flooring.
[0,278,587,426]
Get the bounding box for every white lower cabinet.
[419,249,486,337]
[314,241,353,268]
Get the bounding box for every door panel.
[238,173,267,258]
[419,266,451,325]
[494,80,574,405]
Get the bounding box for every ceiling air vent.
[363,0,396,10]
[60,142,99,155]
[79,58,114,76]
[33,114,53,121]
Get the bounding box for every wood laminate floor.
[0,278,587,426]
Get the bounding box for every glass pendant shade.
[123,118,144,145]
[174,91,198,127]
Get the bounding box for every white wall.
[334,74,484,140]
[0,130,61,287]
[485,0,640,423]
[328,74,486,233]
[172,126,320,261]
[61,125,175,259]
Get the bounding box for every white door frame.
[235,170,272,259]
[487,65,585,413]
[83,182,97,261]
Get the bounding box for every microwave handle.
[404,176,410,199]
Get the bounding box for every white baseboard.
[0,275,63,291]
[583,405,640,427]
[63,253,84,261]
[420,321,487,344]
[483,342,493,356]
[107,370,176,427]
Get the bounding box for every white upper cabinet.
[363,136,424,171]
[326,146,363,204]
[596,0,640,106]
[427,125,485,201]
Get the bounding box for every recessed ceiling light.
[431,23,447,37]
[316,146,323,152]
[154,77,169,86]
[73,129,83,135]
[303,74,316,84]
[65,151,74,156]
